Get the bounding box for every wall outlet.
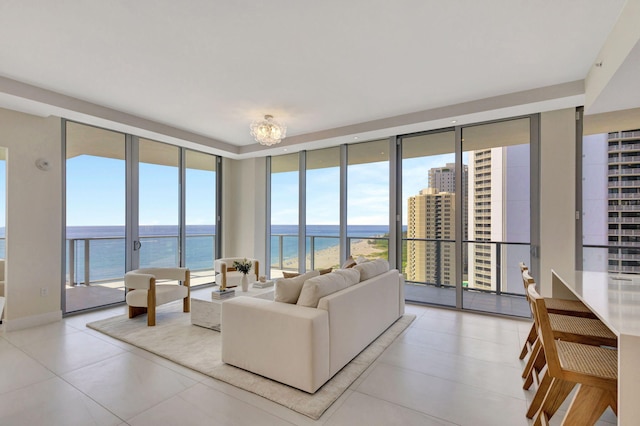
[40,288,48,297]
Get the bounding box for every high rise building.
[429,163,456,193]
[467,149,495,290]
[605,129,640,274]
[406,188,455,285]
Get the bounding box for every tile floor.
[0,289,618,426]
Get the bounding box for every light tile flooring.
[0,290,618,426]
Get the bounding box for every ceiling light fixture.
[250,114,287,146]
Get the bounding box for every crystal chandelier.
[250,114,287,146]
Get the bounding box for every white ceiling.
[0,1,635,158]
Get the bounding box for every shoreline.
[280,238,386,270]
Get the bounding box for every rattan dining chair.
[526,284,617,425]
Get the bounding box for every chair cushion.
[274,270,320,304]
[126,284,188,307]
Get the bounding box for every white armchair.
[125,267,190,326]
[214,257,259,290]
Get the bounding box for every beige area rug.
[87,302,415,420]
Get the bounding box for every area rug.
[87,302,415,420]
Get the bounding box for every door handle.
[134,240,142,251]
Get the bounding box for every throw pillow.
[282,271,300,278]
[333,268,360,286]
[340,256,356,269]
[355,255,369,264]
[353,258,390,281]
[319,267,333,275]
[297,272,349,308]
[274,270,320,304]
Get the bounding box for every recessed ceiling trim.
[0,75,239,156]
[239,80,585,156]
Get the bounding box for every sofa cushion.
[332,268,360,286]
[353,259,389,281]
[274,270,320,303]
[297,272,349,308]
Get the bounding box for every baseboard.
[4,309,62,331]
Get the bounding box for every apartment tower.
[606,129,640,274]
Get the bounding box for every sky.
[66,155,216,227]
[271,152,462,226]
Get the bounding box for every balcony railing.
[403,239,530,297]
[66,234,216,286]
[583,245,640,275]
[270,234,389,272]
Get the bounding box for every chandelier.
[250,114,287,146]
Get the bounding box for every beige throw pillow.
[297,272,349,308]
[274,270,320,304]
[333,268,360,286]
[340,256,356,269]
[353,258,389,281]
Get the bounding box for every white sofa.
[221,261,405,393]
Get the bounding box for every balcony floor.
[405,283,531,318]
[65,269,216,314]
[64,270,529,318]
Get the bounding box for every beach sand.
[280,238,386,271]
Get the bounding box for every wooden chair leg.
[527,366,553,418]
[537,377,575,422]
[520,323,537,359]
[129,306,147,318]
[147,303,156,326]
[523,338,543,380]
[562,385,612,426]
[183,296,190,313]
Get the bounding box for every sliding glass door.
[64,121,220,313]
[65,122,127,312]
[138,139,180,268]
[185,150,218,284]
[461,118,531,316]
[401,130,457,308]
[270,154,299,276]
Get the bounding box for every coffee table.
[190,284,274,331]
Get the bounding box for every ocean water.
[64,224,393,283]
[66,225,215,283]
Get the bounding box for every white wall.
[0,107,62,330]
[539,108,576,297]
[221,157,267,275]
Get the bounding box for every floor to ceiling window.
[267,115,537,317]
[65,122,127,312]
[64,121,220,313]
[347,140,390,261]
[401,130,457,308]
[138,138,180,269]
[306,147,340,270]
[185,150,218,285]
[461,118,531,316]
[270,153,299,276]
[581,110,640,274]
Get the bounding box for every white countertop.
[554,270,640,337]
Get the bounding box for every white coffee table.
[191,284,274,331]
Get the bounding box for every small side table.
[190,284,274,331]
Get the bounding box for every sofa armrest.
[221,297,330,393]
